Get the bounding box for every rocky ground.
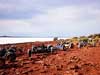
[0,44,100,75]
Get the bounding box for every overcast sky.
[0,0,100,38]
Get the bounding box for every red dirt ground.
[0,41,100,75]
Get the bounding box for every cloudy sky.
[0,0,100,38]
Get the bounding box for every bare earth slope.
[0,46,100,75]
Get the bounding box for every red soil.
[0,41,100,75]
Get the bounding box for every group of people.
[27,43,54,58]
[27,42,75,58]
[0,45,24,67]
[27,38,100,58]
[77,39,97,48]
[0,46,17,63]
[0,39,99,66]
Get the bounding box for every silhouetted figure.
[27,49,32,59]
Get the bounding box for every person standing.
[27,49,32,60]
